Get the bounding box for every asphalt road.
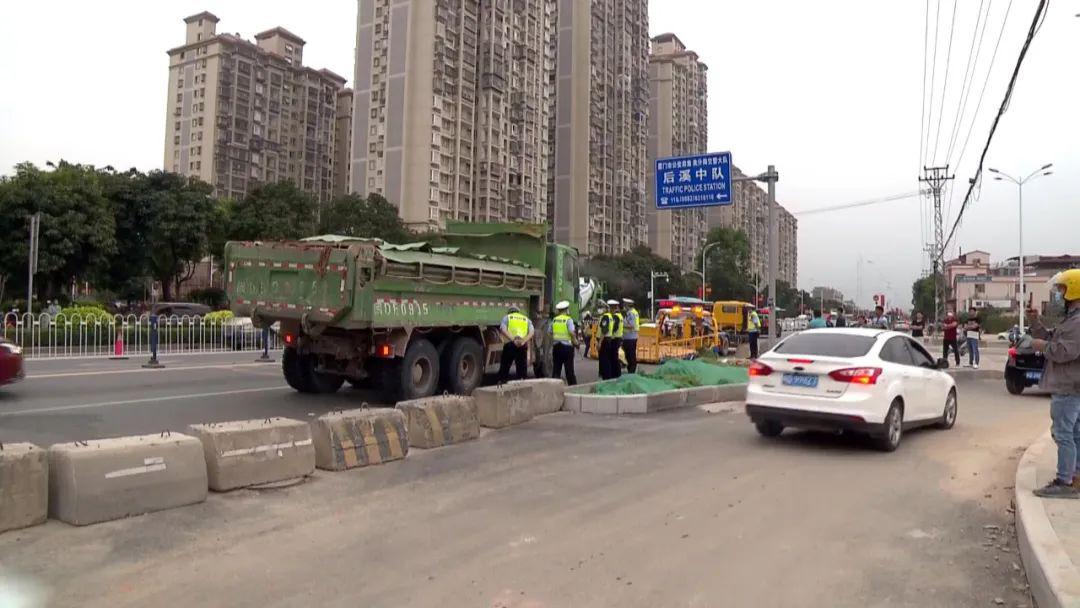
[0,351,639,446]
[0,374,1050,608]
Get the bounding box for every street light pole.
[989,163,1053,334]
[650,271,669,321]
[701,241,721,301]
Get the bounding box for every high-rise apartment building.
[551,0,650,256]
[165,12,346,202]
[706,164,798,287]
[333,88,354,196]
[350,0,555,230]
[646,33,708,271]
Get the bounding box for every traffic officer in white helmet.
[498,304,534,383]
[551,300,577,385]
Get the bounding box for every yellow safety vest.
[600,312,613,338]
[552,314,573,342]
[505,312,530,339]
[613,312,624,339]
[748,311,761,332]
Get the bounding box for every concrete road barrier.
[508,379,567,416]
[48,433,207,526]
[188,418,315,490]
[397,395,479,449]
[312,408,409,471]
[0,443,48,534]
[474,384,534,428]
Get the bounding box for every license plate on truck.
[782,373,819,388]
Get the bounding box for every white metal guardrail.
[1,312,280,360]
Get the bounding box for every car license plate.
[782,373,819,388]
[1026,371,1042,382]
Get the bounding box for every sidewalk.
[1015,432,1080,608]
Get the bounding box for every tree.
[0,161,116,307]
[141,171,221,301]
[911,275,939,318]
[583,245,696,314]
[319,192,411,243]
[697,227,753,302]
[100,168,154,302]
[226,181,318,242]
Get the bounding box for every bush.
[203,310,234,323]
[189,287,227,309]
[55,305,113,324]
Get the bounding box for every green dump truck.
[224,222,579,401]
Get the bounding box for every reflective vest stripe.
[506,312,530,338]
[552,315,573,341]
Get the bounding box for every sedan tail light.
[828,367,882,385]
[1008,347,1017,358]
[748,361,774,377]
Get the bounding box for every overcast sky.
[2,1,1076,309]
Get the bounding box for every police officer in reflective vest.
[598,299,623,380]
[747,306,762,359]
[498,304,534,383]
[551,300,577,385]
[621,298,639,374]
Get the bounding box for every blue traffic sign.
[655,151,732,209]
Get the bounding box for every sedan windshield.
[773,333,876,358]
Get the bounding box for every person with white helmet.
[1029,269,1080,498]
[498,303,534,384]
[622,298,640,374]
[551,300,577,385]
[598,299,623,380]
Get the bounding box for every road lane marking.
[0,386,291,417]
[27,363,272,380]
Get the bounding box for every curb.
[1015,431,1080,608]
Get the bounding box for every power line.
[951,0,1014,175]
[944,0,990,169]
[929,0,959,165]
[919,0,932,171]
[794,191,926,216]
[943,0,1050,253]
[923,0,943,165]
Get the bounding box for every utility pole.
[650,271,668,321]
[26,213,40,314]
[919,166,954,329]
[764,165,779,344]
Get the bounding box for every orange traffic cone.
[110,329,129,360]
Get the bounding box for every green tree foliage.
[141,171,221,301]
[583,245,696,314]
[225,181,318,242]
[697,227,753,302]
[319,192,411,243]
[0,161,116,308]
[911,274,939,317]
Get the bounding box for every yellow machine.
[587,306,728,364]
[712,301,755,333]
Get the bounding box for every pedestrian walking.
[622,298,639,374]
[910,312,926,339]
[550,300,577,386]
[497,304,533,384]
[1029,270,1080,498]
[808,309,828,329]
[747,306,762,359]
[834,313,847,328]
[942,311,960,366]
[581,311,593,356]
[964,307,982,368]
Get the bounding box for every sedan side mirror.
[936,358,950,370]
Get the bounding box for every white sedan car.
[745,328,957,451]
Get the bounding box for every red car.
[0,338,24,385]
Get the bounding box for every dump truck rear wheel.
[444,337,483,395]
[282,348,343,394]
[399,339,440,401]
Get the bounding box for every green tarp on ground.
[594,360,749,396]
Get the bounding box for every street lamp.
[988,163,1053,334]
[650,271,669,321]
[700,241,723,303]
